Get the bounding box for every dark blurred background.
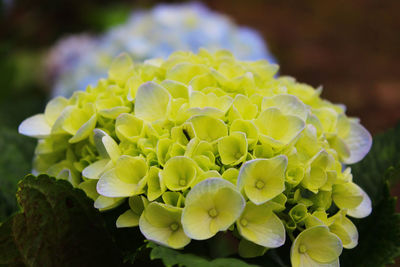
[2,0,399,134]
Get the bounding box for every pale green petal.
[161,156,197,191]
[189,91,232,114]
[108,52,133,84]
[115,113,143,142]
[295,254,340,267]
[189,115,228,142]
[182,178,245,240]
[61,106,92,135]
[289,204,308,223]
[82,159,111,179]
[147,166,166,201]
[255,108,305,147]
[231,94,258,120]
[167,228,191,249]
[327,135,350,162]
[262,94,308,120]
[189,72,217,91]
[134,81,171,122]
[139,215,172,246]
[301,166,327,193]
[194,170,221,185]
[347,186,372,218]
[302,228,343,263]
[238,156,287,204]
[222,168,239,184]
[160,79,189,99]
[102,135,121,162]
[291,226,342,267]
[181,204,213,239]
[115,155,147,184]
[230,119,258,148]
[18,114,51,138]
[96,96,130,119]
[312,108,338,134]
[116,209,139,228]
[166,63,208,84]
[97,169,145,197]
[214,187,247,230]
[139,202,190,249]
[162,192,185,207]
[217,132,247,165]
[126,76,144,101]
[94,195,125,211]
[44,96,69,126]
[329,213,358,249]
[332,182,363,210]
[156,138,173,166]
[237,201,285,248]
[69,114,97,143]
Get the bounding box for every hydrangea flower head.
[20,49,372,266]
[48,2,275,97]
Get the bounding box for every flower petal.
[134,81,171,122]
[18,114,51,138]
[340,120,372,164]
[238,155,287,204]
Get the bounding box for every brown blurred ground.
[4,0,400,133]
[202,0,400,135]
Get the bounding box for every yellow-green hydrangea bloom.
[19,49,372,264]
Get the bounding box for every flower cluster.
[48,2,274,98]
[20,49,372,267]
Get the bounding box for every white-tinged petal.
[262,94,308,120]
[18,114,51,138]
[341,121,372,164]
[82,159,110,179]
[347,186,372,218]
[97,169,145,197]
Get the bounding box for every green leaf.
[0,174,122,266]
[148,242,259,267]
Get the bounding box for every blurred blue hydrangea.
[47,2,276,97]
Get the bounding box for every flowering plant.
[19,49,375,266]
[48,3,274,98]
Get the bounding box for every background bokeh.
[1,0,399,219]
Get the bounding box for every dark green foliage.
[0,127,37,221]
[351,122,400,204]
[0,174,121,267]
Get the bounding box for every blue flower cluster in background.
[47,2,275,97]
